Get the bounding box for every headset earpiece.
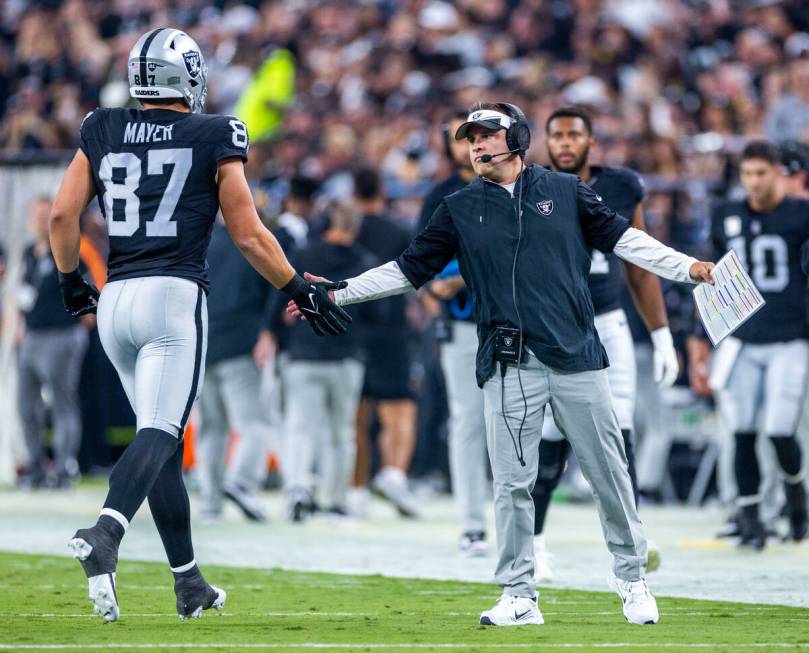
[499,102,531,156]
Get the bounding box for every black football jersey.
[586,166,645,315]
[80,107,249,292]
[711,197,809,343]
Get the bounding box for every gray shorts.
[97,276,207,438]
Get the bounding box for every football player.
[707,140,809,549]
[533,107,679,580]
[48,28,349,621]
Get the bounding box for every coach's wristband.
[58,268,83,287]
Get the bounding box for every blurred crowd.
[4,0,809,534]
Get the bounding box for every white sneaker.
[607,571,659,625]
[347,486,370,518]
[646,539,661,573]
[459,531,489,557]
[479,594,544,626]
[371,467,420,518]
[534,535,554,583]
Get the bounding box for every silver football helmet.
[128,28,208,113]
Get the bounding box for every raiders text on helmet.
[128,28,208,113]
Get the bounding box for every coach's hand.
[58,268,100,317]
[689,261,715,284]
[282,272,352,336]
[651,326,679,388]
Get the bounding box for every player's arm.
[217,158,350,336]
[48,148,100,316]
[619,203,679,387]
[576,179,714,284]
[217,158,296,288]
[287,201,459,319]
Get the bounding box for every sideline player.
[531,107,678,580]
[418,110,489,554]
[48,28,349,622]
[694,141,809,549]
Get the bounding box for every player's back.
[80,107,249,292]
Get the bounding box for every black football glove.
[58,269,100,317]
[282,273,352,336]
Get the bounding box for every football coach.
[290,102,715,627]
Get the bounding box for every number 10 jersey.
[80,107,249,292]
[711,196,809,343]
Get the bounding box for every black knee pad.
[768,435,803,478]
[535,438,569,489]
[734,431,760,498]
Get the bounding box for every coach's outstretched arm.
[217,158,351,336]
[577,180,715,285]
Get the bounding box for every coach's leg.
[532,426,568,536]
[483,355,548,599]
[195,363,228,519]
[442,321,489,537]
[44,325,89,482]
[549,367,646,582]
[17,333,47,484]
[222,355,270,498]
[763,340,809,541]
[321,359,364,511]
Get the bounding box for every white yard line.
[1,643,808,650]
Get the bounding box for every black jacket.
[272,241,379,362]
[397,164,631,385]
[206,225,273,366]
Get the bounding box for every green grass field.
[0,552,807,652]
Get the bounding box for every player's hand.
[686,335,712,397]
[689,261,715,284]
[282,272,352,336]
[651,326,679,388]
[58,269,100,317]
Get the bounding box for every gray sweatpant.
[281,358,364,509]
[483,351,647,598]
[17,325,88,474]
[440,321,489,533]
[196,354,270,515]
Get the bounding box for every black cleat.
[223,482,267,522]
[175,571,226,620]
[737,506,766,551]
[68,525,121,621]
[784,482,808,542]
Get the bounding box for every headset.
[498,102,531,158]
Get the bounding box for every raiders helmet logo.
[504,337,513,347]
[183,51,201,78]
[536,199,554,216]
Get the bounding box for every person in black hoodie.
[17,196,92,488]
[194,218,275,522]
[273,199,377,521]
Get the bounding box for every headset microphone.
[478,149,519,163]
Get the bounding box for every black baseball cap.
[781,140,809,175]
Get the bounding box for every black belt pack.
[494,325,522,364]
